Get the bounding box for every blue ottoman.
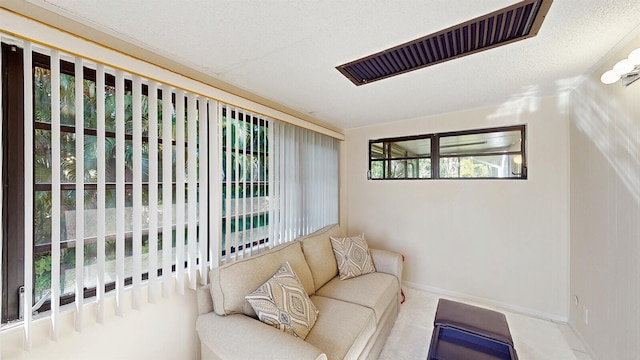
[427,299,518,360]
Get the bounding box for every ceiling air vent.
[336,0,553,86]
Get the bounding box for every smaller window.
[369,136,432,179]
[369,125,526,180]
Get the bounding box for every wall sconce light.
[600,48,640,86]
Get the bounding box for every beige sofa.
[195,225,403,360]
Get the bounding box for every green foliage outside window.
[30,65,271,302]
[31,66,171,302]
[220,113,270,252]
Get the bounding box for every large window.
[1,44,207,323]
[369,125,527,180]
[30,54,161,310]
[0,35,338,344]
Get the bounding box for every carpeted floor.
[378,287,591,360]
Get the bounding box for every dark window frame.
[368,125,527,180]
[2,43,26,323]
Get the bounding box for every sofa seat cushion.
[210,241,315,316]
[315,272,398,324]
[196,312,327,360]
[306,296,376,360]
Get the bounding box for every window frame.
[368,125,527,180]
[2,42,26,323]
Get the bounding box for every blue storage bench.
[427,298,518,360]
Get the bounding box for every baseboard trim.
[568,321,599,360]
[403,281,568,323]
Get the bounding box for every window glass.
[369,137,431,179]
[439,154,524,178]
[439,130,521,156]
[439,129,524,179]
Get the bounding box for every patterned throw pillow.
[245,262,319,339]
[330,234,376,280]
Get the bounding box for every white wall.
[345,96,570,319]
[1,284,199,360]
[569,33,640,359]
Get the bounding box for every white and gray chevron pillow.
[330,234,376,280]
[245,262,319,339]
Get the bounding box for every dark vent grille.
[337,0,552,86]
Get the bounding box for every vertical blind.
[0,34,339,350]
[218,105,339,265]
[269,121,339,245]
[219,105,270,264]
[22,41,34,348]
[11,39,214,349]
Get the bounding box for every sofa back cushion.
[209,241,314,317]
[300,224,342,291]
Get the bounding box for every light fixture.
[600,48,640,86]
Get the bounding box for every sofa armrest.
[197,312,327,360]
[370,248,403,285]
[197,284,214,315]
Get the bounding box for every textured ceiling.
[25,0,640,129]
